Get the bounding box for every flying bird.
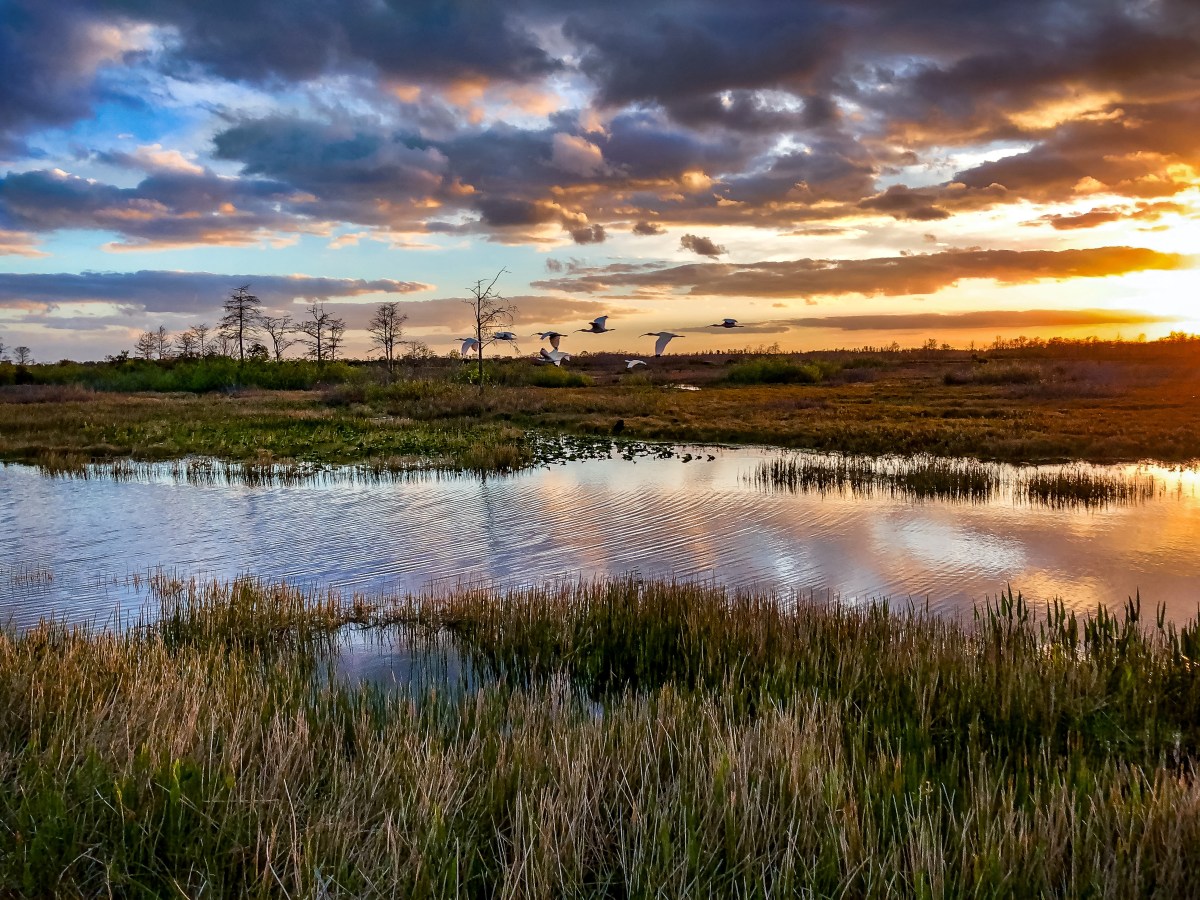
[625,359,647,369]
[643,332,684,356]
[578,316,615,334]
[456,337,480,356]
[493,331,518,342]
[533,330,568,350]
[710,318,744,328]
[538,348,572,366]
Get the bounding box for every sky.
[1,0,1198,361]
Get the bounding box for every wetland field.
[3,342,1200,897]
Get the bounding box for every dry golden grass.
[2,576,1199,897]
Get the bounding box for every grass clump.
[3,576,1200,896]
[944,362,1043,386]
[725,357,837,385]
[1022,465,1162,507]
[749,453,1002,501]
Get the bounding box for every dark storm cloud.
[96,0,560,86]
[3,0,1199,247]
[679,234,726,258]
[599,109,759,181]
[0,270,428,316]
[0,0,135,154]
[211,118,447,200]
[564,4,843,110]
[533,247,1185,297]
[858,186,949,221]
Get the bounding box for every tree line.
[125,287,410,371]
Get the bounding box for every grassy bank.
[2,576,1199,897]
[2,344,1200,473]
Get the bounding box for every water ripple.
[2,451,1199,628]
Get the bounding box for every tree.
[297,302,343,362]
[462,270,515,387]
[220,285,262,363]
[189,323,212,357]
[0,336,7,362]
[327,316,346,361]
[175,329,199,358]
[13,346,32,365]
[211,332,236,358]
[368,302,407,374]
[134,330,158,360]
[154,325,173,360]
[261,315,296,361]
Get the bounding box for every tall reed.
[2,576,1199,897]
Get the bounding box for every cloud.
[569,224,607,244]
[780,309,1180,332]
[551,133,606,177]
[320,294,631,336]
[0,229,47,257]
[0,271,429,318]
[534,246,1187,297]
[0,167,329,250]
[1,0,1198,259]
[680,233,726,258]
[632,220,665,235]
[0,1,145,153]
[1034,201,1189,230]
[96,0,560,88]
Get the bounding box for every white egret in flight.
[533,331,567,350]
[643,332,684,356]
[578,316,615,334]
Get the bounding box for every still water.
[2,448,1199,629]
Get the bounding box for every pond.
[2,447,1199,630]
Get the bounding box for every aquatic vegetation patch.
[747,452,1003,501]
[750,453,1172,507]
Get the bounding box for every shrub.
[944,362,1043,386]
[725,357,837,385]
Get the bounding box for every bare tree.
[297,302,332,361]
[462,270,515,387]
[327,316,346,361]
[211,332,236,358]
[189,323,212,357]
[0,337,8,362]
[261,315,296,361]
[13,346,32,365]
[134,331,158,360]
[220,285,262,363]
[154,325,173,360]
[175,330,199,358]
[368,302,407,374]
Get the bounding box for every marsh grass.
[748,453,1003,501]
[2,565,54,588]
[750,453,1174,507]
[1021,466,1163,507]
[4,575,1200,896]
